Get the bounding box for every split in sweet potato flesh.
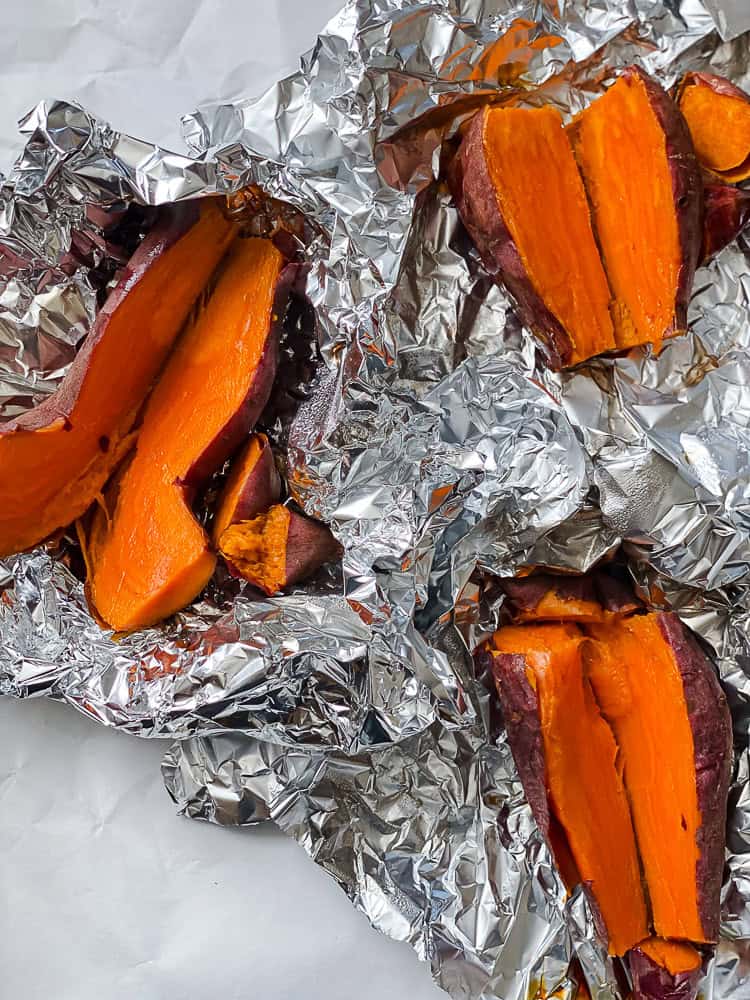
[678,73,750,182]
[0,200,236,558]
[491,622,649,955]
[569,71,689,351]
[211,432,280,544]
[481,107,616,364]
[85,236,285,631]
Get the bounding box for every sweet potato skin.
[448,109,572,368]
[284,511,341,587]
[491,650,551,835]
[624,67,703,338]
[701,183,750,263]
[628,946,702,1000]
[658,612,732,943]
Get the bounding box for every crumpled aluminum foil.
[2,1,750,999]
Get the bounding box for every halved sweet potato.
[0,200,236,558]
[491,622,649,955]
[569,67,703,352]
[211,433,281,544]
[586,613,732,944]
[677,72,750,182]
[701,182,750,263]
[218,505,340,595]
[449,105,617,367]
[85,237,291,631]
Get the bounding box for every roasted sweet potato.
[485,604,731,1000]
[211,433,281,544]
[0,200,236,558]
[677,72,750,182]
[491,622,649,955]
[84,238,291,631]
[449,105,617,367]
[569,67,703,352]
[218,505,340,595]
[586,613,732,944]
[701,182,750,263]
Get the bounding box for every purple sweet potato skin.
[658,612,732,943]
[182,261,301,488]
[491,651,550,837]
[627,67,703,336]
[594,572,640,615]
[3,204,200,434]
[628,947,702,1000]
[701,182,750,263]
[448,109,572,369]
[284,511,341,587]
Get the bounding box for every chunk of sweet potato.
[0,200,236,557]
[677,72,750,182]
[218,504,340,595]
[484,603,731,1000]
[211,433,281,545]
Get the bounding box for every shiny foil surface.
[1,2,750,999]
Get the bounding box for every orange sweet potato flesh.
[678,73,750,182]
[585,614,714,944]
[85,237,285,630]
[0,201,236,558]
[481,107,616,364]
[491,623,649,954]
[569,69,701,351]
[219,505,290,594]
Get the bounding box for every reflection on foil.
[0,1,749,999]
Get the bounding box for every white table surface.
[0,3,442,998]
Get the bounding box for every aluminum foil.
[2,1,750,999]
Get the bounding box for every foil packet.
[1,1,750,999]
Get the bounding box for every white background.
[0,3,442,998]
